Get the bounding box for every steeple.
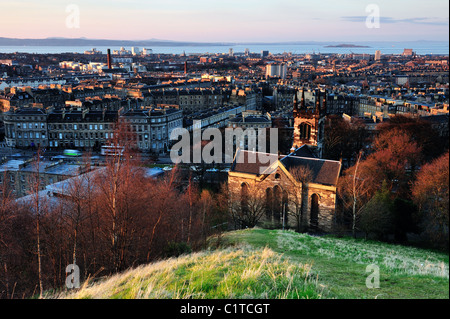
[315,89,321,114]
[321,89,327,117]
[293,89,299,115]
[300,88,306,110]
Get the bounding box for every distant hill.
[0,37,332,47]
[0,37,231,47]
[326,43,371,48]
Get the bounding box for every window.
[299,123,312,140]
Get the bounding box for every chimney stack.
[107,49,112,69]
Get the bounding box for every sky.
[0,0,448,43]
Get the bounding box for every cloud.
[342,16,449,26]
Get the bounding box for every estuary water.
[0,41,448,56]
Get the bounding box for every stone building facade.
[228,148,341,232]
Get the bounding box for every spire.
[321,89,327,117]
[300,87,306,110]
[293,89,299,115]
[315,89,321,113]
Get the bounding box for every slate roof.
[289,145,317,158]
[230,148,341,187]
[230,150,280,176]
[280,155,341,186]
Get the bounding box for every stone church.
[228,89,341,232]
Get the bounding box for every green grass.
[57,245,327,299]
[217,228,449,299]
[55,228,449,299]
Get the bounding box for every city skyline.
[0,0,448,42]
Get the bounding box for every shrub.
[164,242,192,258]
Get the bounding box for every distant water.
[0,41,448,55]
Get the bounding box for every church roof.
[280,155,341,186]
[230,148,341,187]
[230,149,280,176]
[289,145,317,158]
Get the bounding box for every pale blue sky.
[1,0,448,42]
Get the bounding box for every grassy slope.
[59,245,325,299]
[57,228,449,299]
[220,229,449,299]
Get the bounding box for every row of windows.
[14,132,46,139]
[48,132,109,140]
[16,123,46,129]
[48,123,110,130]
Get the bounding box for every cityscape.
[0,0,448,310]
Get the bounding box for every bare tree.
[0,170,16,299]
[287,166,313,232]
[64,156,92,266]
[229,182,267,229]
[26,147,46,298]
[338,151,371,238]
[96,120,139,272]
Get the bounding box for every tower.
[291,88,326,158]
[107,49,112,69]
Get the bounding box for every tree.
[367,128,422,197]
[0,171,17,299]
[63,153,93,266]
[412,151,449,250]
[359,183,395,240]
[323,115,368,166]
[338,151,372,238]
[287,166,313,232]
[26,147,47,298]
[377,115,447,161]
[229,182,267,229]
[96,119,141,272]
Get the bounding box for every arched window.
[241,183,249,213]
[310,194,319,230]
[282,190,289,227]
[299,123,312,140]
[273,185,282,223]
[265,188,273,220]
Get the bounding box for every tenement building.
[3,106,49,148]
[121,107,183,153]
[46,108,119,149]
[3,104,182,153]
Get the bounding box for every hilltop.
[55,229,449,299]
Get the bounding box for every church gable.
[228,148,340,232]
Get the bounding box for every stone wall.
[228,167,337,232]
